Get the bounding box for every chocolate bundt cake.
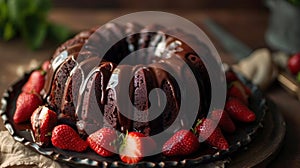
[42,22,211,136]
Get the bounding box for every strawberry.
[226,70,252,96]
[162,129,200,156]
[195,119,229,150]
[119,132,156,164]
[210,109,236,133]
[288,53,300,75]
[13,92,43,124]
[31,106,57,146]
[51,124,88,152]
[42,60,50,72]
[225,97,256,123]
[22,70,46,94]
[87,127,117,157]
[225,70,238,83]
[227,81,249,105]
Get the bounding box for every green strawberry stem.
[45,132,52,137]
[192,118,203,135]
[118,130,128,152]
[41,70,46,76]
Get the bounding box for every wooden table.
[0,8,299,167]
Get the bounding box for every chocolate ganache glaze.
[42,22,211,137]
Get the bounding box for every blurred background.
[0,0,275,94]
[52,0,265,9]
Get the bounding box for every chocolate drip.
[49,51,91,112]
[132,66,154,136]
[98,62,116,112]
[104,65,133,133]
[60,57,101,125]
[79,68,103,134]
[186,53,211,117]
[150,65,181,132]
[163,32,211,118]
[60,77,75,120]
[31,106,43,145]
[161,79,180,128]
[43,43,92,100]
[76,62,115,130]
[104,89,119,129]
[48,54,78,112]
[43,50,68,99]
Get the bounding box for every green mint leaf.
[21,15,48,50]
[31,22,47,49]
[7,0,26,24]
[0,0,8,26]
[3,22,16,41]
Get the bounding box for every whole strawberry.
[22,70,46,94]
[288,53,300,75]
[31,106,57,147]
[195,119,229,150]
[226,70,252,96]
[227,81,249,105]
[162,129,200,157]
[225,98,256,123]
[42,60,50,72]
[210,109,236,133]
[13,92,43,124]
[87,127,117,157]
[119,132,156,164]
[225,70,238,83]
[51,124,88,152]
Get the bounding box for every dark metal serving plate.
[0,72,278,168]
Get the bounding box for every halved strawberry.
[195,119,229,150]
[210,109,236,133]
[31,106,57,146]
[162,129,200,156]
[87,127,117,157]
[22,70,46,94]
[51,124,88,152]
[225,97,256,123]
[119,132,156,164]
[13,92,43,124]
